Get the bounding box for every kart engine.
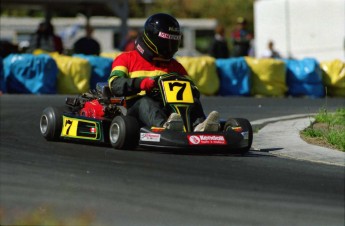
[66,89,122,119]
[80,99,104,118]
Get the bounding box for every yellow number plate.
[162,80,194,104]
[61,116,99,140]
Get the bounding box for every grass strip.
[300,108,345,152]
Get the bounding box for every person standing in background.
[73,25,101,55]
[27,21,63,54]
[209,25,229,59]
[261,40,281,59]
[231,17,253,57]
[119,29,139,52]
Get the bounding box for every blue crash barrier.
[3,54,58,94]
[285,58,325,97]
[73,54,113,89]
[215,57,251,96]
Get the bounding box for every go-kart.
[39,73,253,153]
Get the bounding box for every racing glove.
[139,77,156,92]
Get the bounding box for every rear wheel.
[109,115,139,150]
[224,118,253,154]
[40,106,63,141]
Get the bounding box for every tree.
[130,0,254,40]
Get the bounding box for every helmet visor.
[143,31,181,59]
[157,31,181,58]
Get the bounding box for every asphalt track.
[0,95,344,226]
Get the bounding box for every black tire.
[39,106,63,141]
[109,115,139,150]
[224,118,253,154]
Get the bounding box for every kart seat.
[96,82,112,98]
[96,82,127,108]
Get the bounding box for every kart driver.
[108,13,219,131]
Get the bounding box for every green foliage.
[147,0,255,35]
[301,127,323,138]
[139,0,254,53]
[315,108,345,125]
[326,130,345,151]
[302,108,345,152]
[334,108,345,125]
[1,0,255,37]
[1,0,254,54]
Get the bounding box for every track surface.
[1,95,344,226]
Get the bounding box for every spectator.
[248,38,256,57]
[208,25,229,59]
[261,40,281,59]
[119,29,139,52]
[27,21,63,54]
[231,17,253,57]
[0,40,19,58]
[73,25,101,55]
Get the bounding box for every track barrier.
[1,52,344,97]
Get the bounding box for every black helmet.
[142,13,182,59]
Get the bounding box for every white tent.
[254,0,345,61]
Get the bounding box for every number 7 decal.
[168,82,186,100]
[162,80,194,104]
[65,119,73,135]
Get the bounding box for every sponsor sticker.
[158,31,181,40]
[136,43,144,54]
[188,135,227,145]
[169,27,180,32]
[140,133,161,142]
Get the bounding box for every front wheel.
[39,106,63,141]
[109,115,139,150]
[224,118,253,154]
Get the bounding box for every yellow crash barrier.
[176,56,220,96]
[245,57,287,97]
[51,53,91,94]
[320,59,345,97]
